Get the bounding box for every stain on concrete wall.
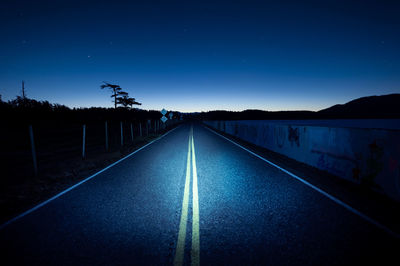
[288,126,300,147]
[204,120,400,202]
[364,140,384,188]
[275,126,286,148]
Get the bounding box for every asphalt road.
[0,123,398,265]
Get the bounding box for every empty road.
[0,123,398,265]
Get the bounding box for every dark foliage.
[0,96,161,126]
[100,82,141,108]
[191,110,317,121]
[318,94,400,119]
[116,95,142,108]
[192,94,400,120]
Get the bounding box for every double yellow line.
[174,125,200,266]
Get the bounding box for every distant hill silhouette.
[318,94,400,118]
[0,96,166,124]
[194,94,400,120]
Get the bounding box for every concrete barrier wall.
[204,120,400,202]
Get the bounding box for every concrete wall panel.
[204,120,400,201]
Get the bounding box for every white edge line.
[204,125,400,239]
[0,125,181,230]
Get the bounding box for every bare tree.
[100,82,124,108]
[101,82,141,108]
[22,81,27,99]
[128,98,141,108]
[117,95,141,108]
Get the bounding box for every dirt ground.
[0,133,162,224]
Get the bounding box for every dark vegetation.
[100,82,141,108]
[1,95,163,124]
[192,94,400,120]
[0,94,180,224]
[318,94,400,117]
[0,90,398,223]
[0,94,180,180]
[0,95,171,174]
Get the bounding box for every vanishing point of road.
[0,123,398,265]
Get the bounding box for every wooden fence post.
[105,121,109,151]
[120,122,124,147]
[82,124,86,159]
[29,125,38,176]
[130,123,134,142]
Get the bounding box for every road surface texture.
[0,123,398,265]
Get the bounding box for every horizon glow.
[1,1,399,112]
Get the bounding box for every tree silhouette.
[128,98,141,108]
[117,95,141,108]
[100,82,125,108]
[101,82,141,108]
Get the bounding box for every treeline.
[191,110,318,121]
[0,96,171,125]
[192,109,400,121]
[192,94,400,120]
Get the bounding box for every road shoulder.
[202,123,400,237]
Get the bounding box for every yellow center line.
[174,125,200,266]
[173,128,192,266]
[191,128,200,266]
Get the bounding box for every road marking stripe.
[205,125,400,239]
[0,126,181,231]
[191,128,200,266]
[174,125,201,265]
[174,128,192,266]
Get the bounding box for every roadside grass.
[0,133,162,225]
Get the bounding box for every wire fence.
[0,118,178,179]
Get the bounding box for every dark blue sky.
[1,0,399,111]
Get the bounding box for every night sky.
[1,0,399,112]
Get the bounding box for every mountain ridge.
[194,93,400,120]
